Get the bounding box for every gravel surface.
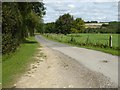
[16,35,118,88]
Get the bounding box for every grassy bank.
[2,37,39,88]
[0,55,1,86]
[43,33,119,56]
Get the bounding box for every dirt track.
[16,35,118,88]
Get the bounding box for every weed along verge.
[43,34,119,56]
[2,37,43,88]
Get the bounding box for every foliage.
[2,3,22,54]
[72,18,85,33]
[36,22,44,33]
[44,13,85,34]
[85,21,98,23]
[44,22,55,33]
[55,13,74,34]
[43,13,119,34]
[2,2,45,54]
[70,28,78,33]
[26,10,41,36]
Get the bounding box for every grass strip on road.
[2,37,39,88]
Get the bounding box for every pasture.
[44,33,120,55]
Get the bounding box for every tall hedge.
[2,2,45,54]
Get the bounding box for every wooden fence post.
[109,35,112,48]
[86,35,89,44]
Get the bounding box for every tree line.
[83,22,120,33]
[43,13,119,34]
[2,2,46,54]
[42,13,85,34]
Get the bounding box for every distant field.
[44,33,119,55]
[45,33,119,48]
[70,34,119,47]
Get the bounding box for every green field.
[44,33,119,55]
[2,37,39,88]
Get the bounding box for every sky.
[43,0,119,23]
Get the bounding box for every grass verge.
[78,45,119,56]
[2,36,39,88]
[0,55,1,89]
[43,34,119,56]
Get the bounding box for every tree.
[17,2,46,37]
[36,21,44,33]
[2,2,22,54]
[72,18,85,33]
[55,13,74,34]
[2,2,46,54]
[44,22,55,33]
[70,28,78,33]
[43,14,86,34]
[26,10,42,36]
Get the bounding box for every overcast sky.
[43,0,119,23]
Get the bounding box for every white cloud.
[43,0,119,3]
[68,4,75,9]
[43,0,118,23]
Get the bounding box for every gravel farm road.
[16,35,118,88]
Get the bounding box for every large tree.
[17,2,45,37]
[2,2,46,54]
[44,22,55,33]
[72,18,85,33]
[55,13,74,34]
